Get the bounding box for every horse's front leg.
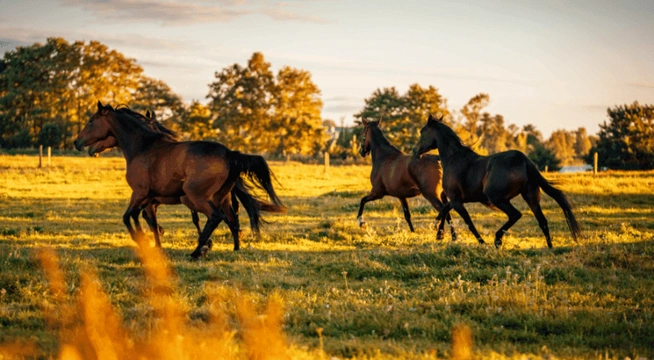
[123,192,149,245]
[357,190,384,229]
[435,202,452,240]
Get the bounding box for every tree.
[131,76,185,132]
[207,52,325,155]
[208,52,275,153]
[0,38,146,148]
[546,129,576,166]
[354,84,448,152]
[587,102,654,170]
[528,144,561,171]
[38,123,64,148]
[458,93,489,143]
[179,101,214,140]
[270,66,324,156]
[573,127,592,159]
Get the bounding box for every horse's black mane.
[367,121,402,153]
[433,120,477,156]
[113,105,178,141]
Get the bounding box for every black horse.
[413,114,581,248]
[358,118,455,240]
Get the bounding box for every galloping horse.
[87,111,204,245]
[413,114,581,248]
[357,118,456,240]
[75,101,285,258]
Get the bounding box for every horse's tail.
[228,151,285,209]
[231,180,285,235]
[526,160,582,241]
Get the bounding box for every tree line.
[1,38,652,169]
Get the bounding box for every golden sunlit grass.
[0,155,653,359]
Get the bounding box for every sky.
[1,0,653,137]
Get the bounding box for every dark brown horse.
[88,111,204,246]
[412,114,582,248]
[357,118,456,240]
[75,101,285,258]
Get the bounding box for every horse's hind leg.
[488,199,522,249]
[219,199,241,251]
[440,192,457,241]
[522,188,552,248]
[142,203,163,248]
[357,190,384,229]
[449,200,485,244]
[399,198,415,232]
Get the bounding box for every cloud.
[628,82,654,89]
[61,0,328,25]
[323,96,362,114]
[0,26,188,53]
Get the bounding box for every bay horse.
[87,110,205,246]
[75,101,285,259]
[412,114,582,248]
[357,118,456,240]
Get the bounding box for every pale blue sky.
[1,0,653,136]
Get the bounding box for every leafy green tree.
[178,101,214,140]
[529,144,561,171]
[208,52,275,153]
[458,93,489,143]
[270,66,324,156]
[546,129,576,165]
[208,52,325,155]
[0,38,145,148]
[587,102,654,170]
[38,123,64,148]
[573,127,592,160]
[523,124,543,151]
[132,76,185,132]
[354,84,448,152]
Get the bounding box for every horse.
[87,110,205,246]
[412,114,582,248]
[357,118,456,240]
[75,101,285,259]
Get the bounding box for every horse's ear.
[438,113,445,122]
[428,114,437,123]
[361,118,369,126]
[97,100,103,111]
[354,120,362,125]
[146,110,151,118]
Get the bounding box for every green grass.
[0,155,653,359]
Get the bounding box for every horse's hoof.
[358,220,367,229]
[189,251,201,261]
[451,233,457,242]
[436,230,444,240]
[206,239,213,250]
[200,245,210,258]
[477,238,486,245]
[494,240,502,248]
[158,226,165,236]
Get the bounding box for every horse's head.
[358,117,380,157]
[74,101,115,151]
[412,114,443,158]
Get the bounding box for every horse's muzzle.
[74,139,85,151]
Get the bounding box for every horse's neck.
[370,129,402,164]
[436,133,478,166]
[109,121,156,163]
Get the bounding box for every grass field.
[0,154,653,359]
